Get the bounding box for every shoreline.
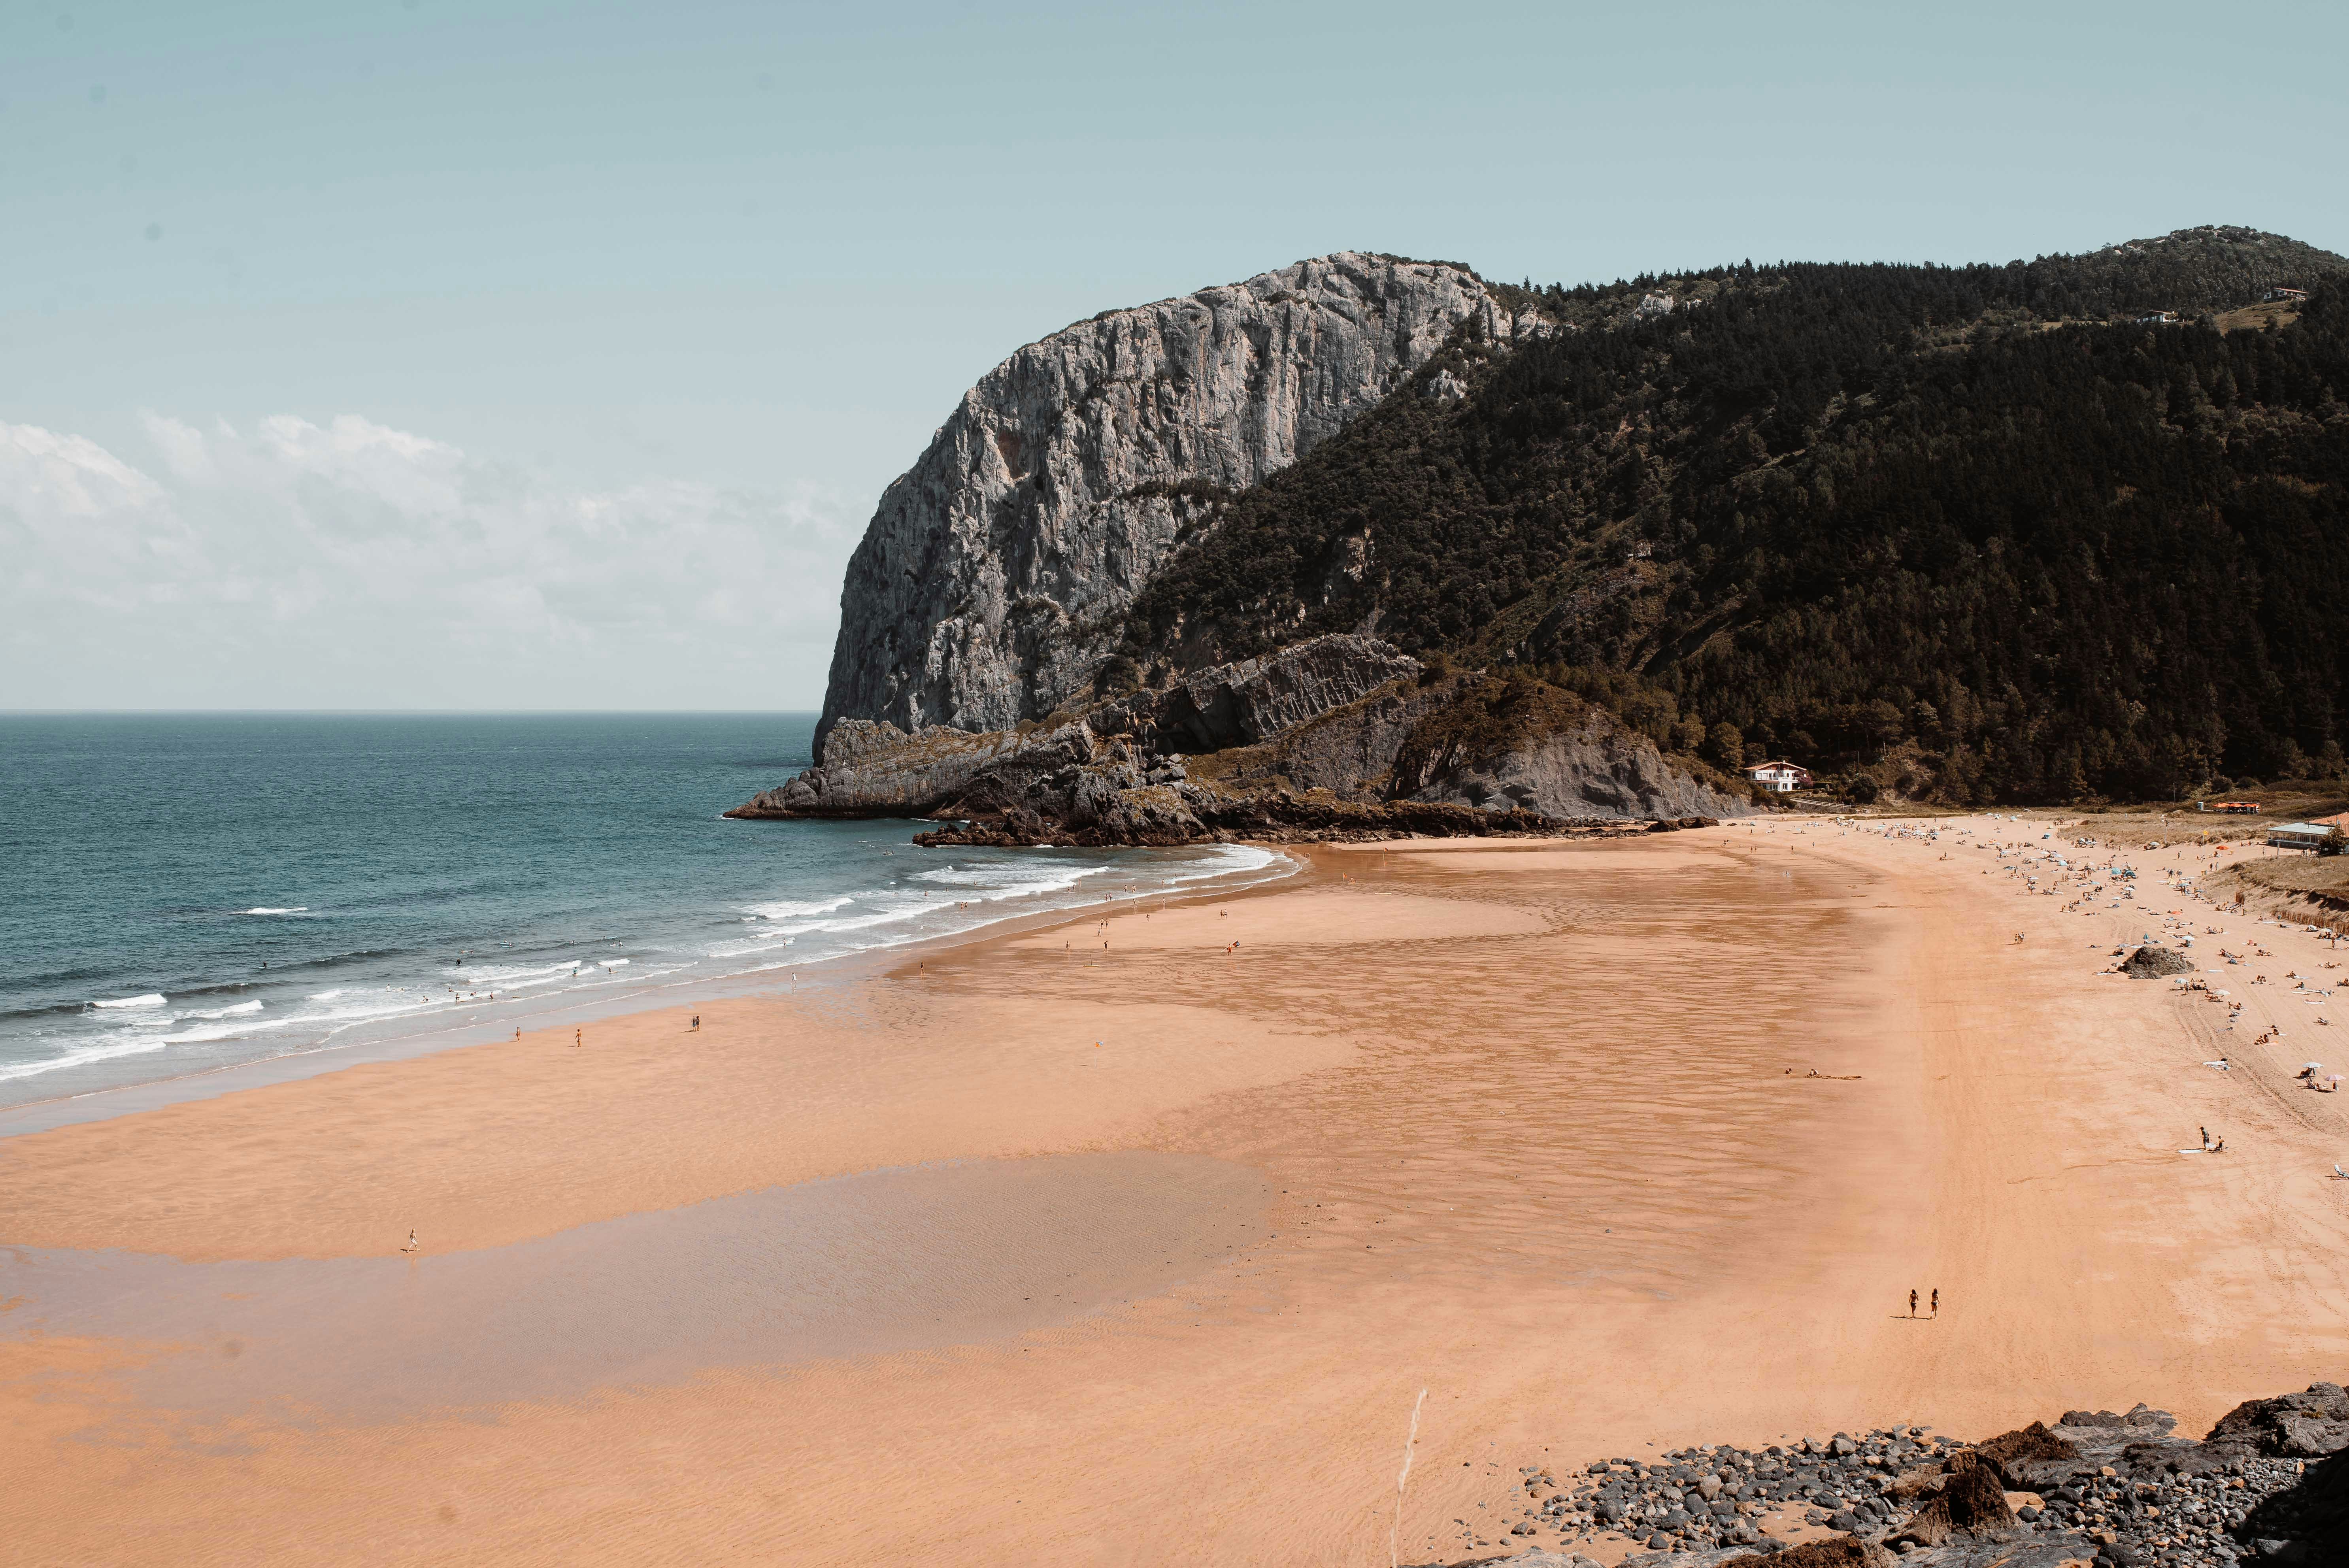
[0,841,1303,1141]
[8,819,2349,1564]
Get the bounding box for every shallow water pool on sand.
[1,1151,1269,1419]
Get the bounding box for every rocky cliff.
[817,253,1533,749]
[1203,669,1752,821]
[1408,728,1749,820]
[735,636,1749,842]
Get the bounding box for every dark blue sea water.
[0,714,1283,1108]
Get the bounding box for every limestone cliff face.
[819,253,1525,748]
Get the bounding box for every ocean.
[0,713,1286,1109]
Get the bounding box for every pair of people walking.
[1909,1287,1938,1319]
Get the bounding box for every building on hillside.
[2205,800,2263,814]
[2135,310,2181,325]
[2269,287,2310,303]
[1747,761,1813,793]
[2267,822,2336,851]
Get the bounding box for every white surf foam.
[185,1000,265,1019]
[464,961,587,985]
[765,899,935,936]
[90,993,166,1009]
[0,1035,177,1083]
[1162,844,1279,883]
[158,1018,301,1045]
[706,897,938,958]
[238,907,310,915]
[744,894,858,921]
[287,994,443,1027]
[911,862,1113,900]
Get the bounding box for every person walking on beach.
[574,1028,582,1048]
[402,1230,418,1254]
[691,1013,700,1032]
[1931,1288,1939,1318]
[1909,1288,1919,1318]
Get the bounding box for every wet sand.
[6,823,2349,1565]
[7,1152,1268,1419]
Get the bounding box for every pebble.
[1490,1409,2324,1568]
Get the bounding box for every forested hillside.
[1115,227,2349,804]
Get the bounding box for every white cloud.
[0,414,859,708]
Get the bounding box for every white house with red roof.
[1747,760,1812,793]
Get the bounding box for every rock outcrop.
[725,717,1109,822]
[736,637,1749,841]
[1094,634,1423,754]
[1185,666,1754,823]
[2119,944,2195,978]
[817,253,1535,748]
[1485,1391,2349,1568]
[1970,1421,2081,1490]
[734,638,1419,825]
[1406,725,1751,820]
[1885,1455,2019,1549]
[2205,1383,2349,1461]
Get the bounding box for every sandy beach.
[8,819,2349,1566]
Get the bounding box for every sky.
[4,0,2343,710]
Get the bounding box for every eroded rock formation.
[735,637,1747,842]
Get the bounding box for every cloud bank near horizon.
[0,413,857,709]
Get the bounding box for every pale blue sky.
[5,0,2343,708]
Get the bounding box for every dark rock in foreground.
[1884,1457,2017,1549]
[1416,1385,2349,1568]
[2206,1383,2349,1462]
[1973,1420,2082,1490]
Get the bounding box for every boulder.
[2207,1384,2349,1459]
[1973,1421,2084,1489]
[1891,1462,1951,1500]
[1890,1455,2021,1548]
